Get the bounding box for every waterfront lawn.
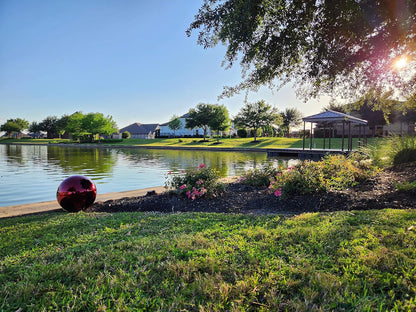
[1,209,416,311]
[0,137,380,150]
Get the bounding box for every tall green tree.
[82,113,118,142]
[29,122,42,137]
[1,118,29,137]
[233,100,280,142]
[188,1,416,105]
[185,103,215,141]
[65,112,85,141]
[56,115,70,138]
[39,116,59,139]
[168,115,183,137]
[280,108,303,137]
[209,104,230,142]
[66,112,117,142]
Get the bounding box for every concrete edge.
[0,186,166,219]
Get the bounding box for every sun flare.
[393,55,408,70]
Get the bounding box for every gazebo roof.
[302,110,368,125]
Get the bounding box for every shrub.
[395,180,416,192]
[239,164,283,187]
[237,128,248,138]
[122,131,131,139]
[392,148,416,165]
[165,164,224,199]
[269,154,377,198]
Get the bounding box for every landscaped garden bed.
[86,162,416,215]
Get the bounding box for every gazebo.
[302,110,368,151]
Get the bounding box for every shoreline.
[0,141,269,153]
[0,186,166,219]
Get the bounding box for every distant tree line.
[1,112,117,142]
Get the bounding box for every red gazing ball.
[56,175,97,212]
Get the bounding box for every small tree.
[209,105,230,142]
[0,118,29,137]
[168,115,182,137]
[185,103,215,141]
[233,100,281,142]
[280,108,303,137]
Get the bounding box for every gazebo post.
[310,122,313,150]
[358,125,362,147]
[364,125,367,146]
[342,121,345,151]
[323,123,326,150]
[348,122,352,151]
[302,121,306,150]
[329,124,332,149]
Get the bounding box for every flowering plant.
[165,164,223,199]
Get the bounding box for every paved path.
[0,186,166,219]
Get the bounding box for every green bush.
[122,131,131,139]
[393,148,416,165]
[269,154,377,198]
[237,128,248,138]
[239,164,283,187]
[395,180,416,192]
[165,164,224,199]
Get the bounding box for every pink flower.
[181,170,185,173]
[274,188,283,197]
[196,180,202,185]
[168,171,172,175]
[186,190,191,198]
[179,184,187,190]
[198,163,206,170]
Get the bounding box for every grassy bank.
[0,137,380,150]
[1,209,415,311]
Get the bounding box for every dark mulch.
[85,163,416,215]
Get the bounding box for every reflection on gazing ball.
[56,175,97,212]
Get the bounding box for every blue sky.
[0,0,330,129]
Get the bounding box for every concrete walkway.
[0,186,166,219]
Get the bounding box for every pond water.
[0,144,296,207]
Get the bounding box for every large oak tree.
[188,0,416,105]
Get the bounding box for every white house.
[159,113,211,137]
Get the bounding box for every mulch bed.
[85,163,416,215]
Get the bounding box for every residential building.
[119,123,160,139]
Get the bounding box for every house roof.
[119,123,159,134]
[160,113,189,126]
[302,110,368,125]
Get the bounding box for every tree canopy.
[168,115,183,137]
[186,103,215,140]
[66,112,117,142]
[233,100,280,141]
[209,104,230,142]
[281,108,303,137]
[188,0,416,104]
[1,118,29,137]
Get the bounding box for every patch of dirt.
[85,163,416,215]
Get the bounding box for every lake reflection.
[0,144,294,207]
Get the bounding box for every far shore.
[0,136,375,153]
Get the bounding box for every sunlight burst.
[393,55,408,70]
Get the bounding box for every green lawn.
[1,209,415,311]
[0,137,381,150]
